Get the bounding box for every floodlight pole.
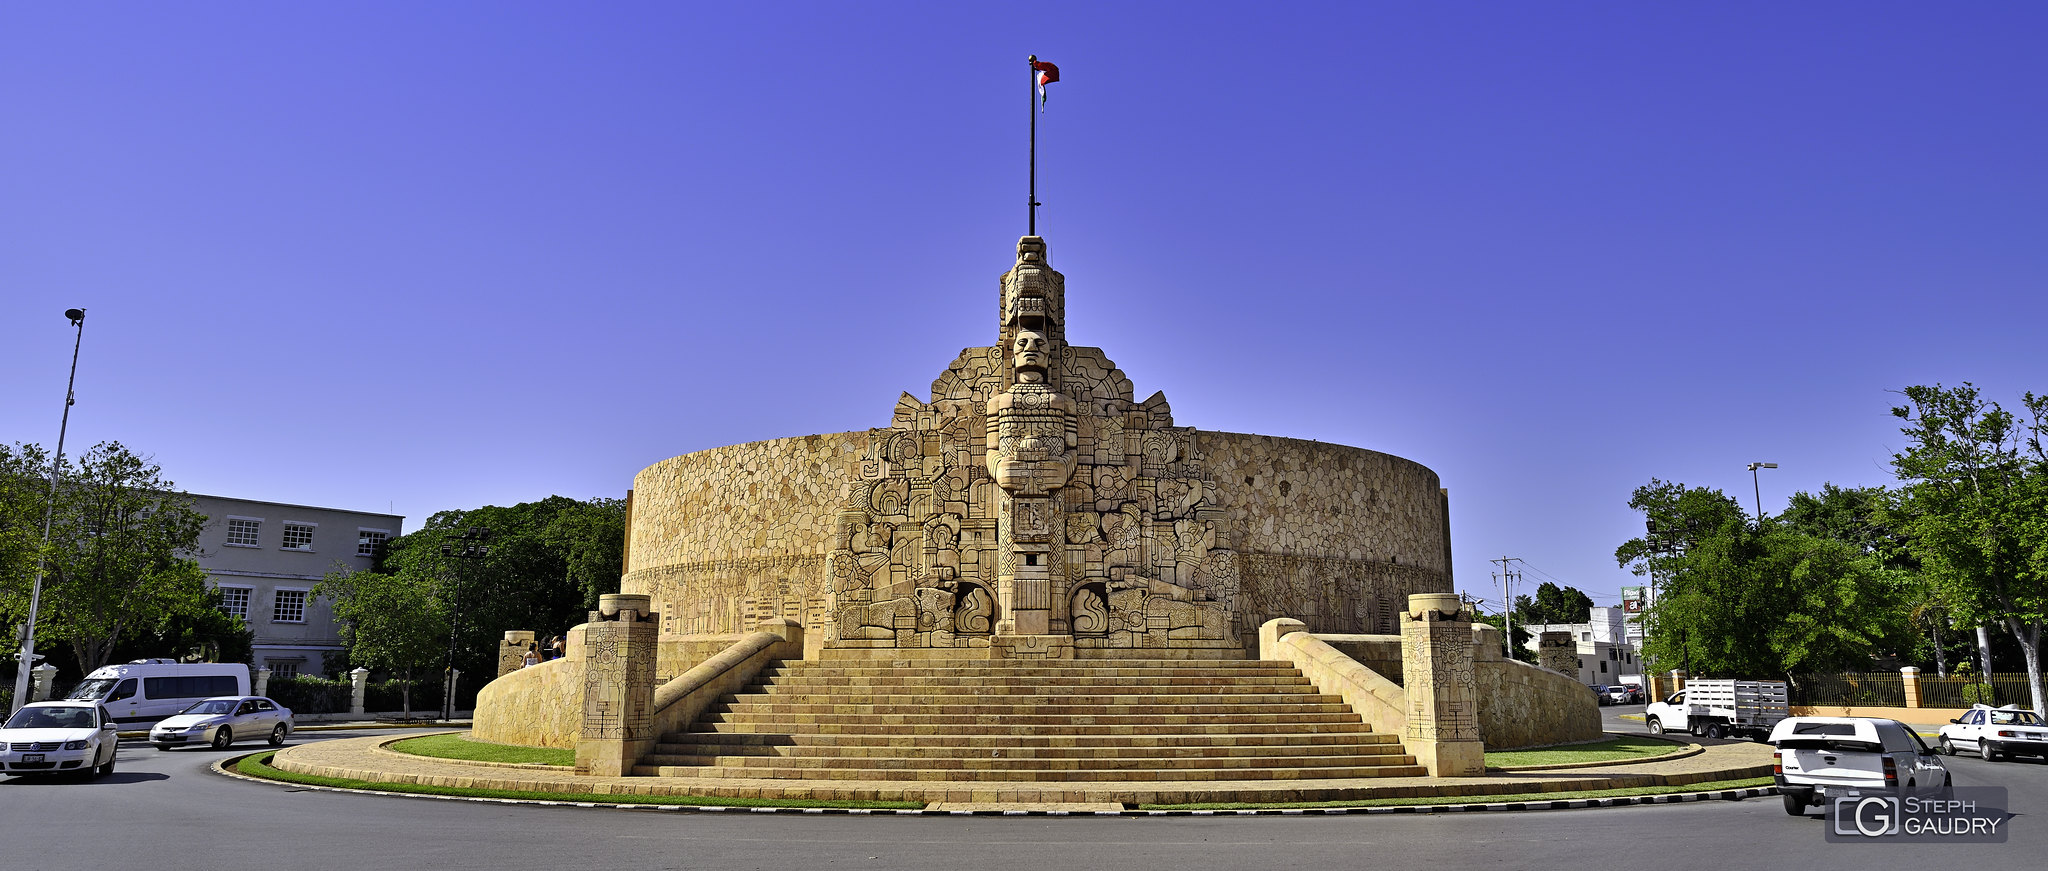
[1746,462,1778,523]
[12,309,87,715]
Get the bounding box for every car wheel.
[1647,717,1664,735]
[96,752,115,778]
[269,724,288,747]
[211,727,233,750]
[1782,791,1808,815]
[1980,742,1998,762]
[1939,736,1955,755]
[1705,723,1726,740]
[153,742,171,751]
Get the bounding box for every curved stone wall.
[623,429,1451,654]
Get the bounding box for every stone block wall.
[473,626,585,749]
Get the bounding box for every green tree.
[3,442,217,675]
[1889,383,2048,714]
[1516,582,1595,625]
[1615,479,1907,681]
[373,496,626,693]
[313,569,444,717]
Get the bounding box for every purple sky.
[5,4,2044,613]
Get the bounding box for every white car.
[1,701,120,778]
[148,696,294,750]
[1937,703,2048,761]
[1771,716,1949,817]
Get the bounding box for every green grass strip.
[233,752,924,810]
[1484,735,1682,768]
[1139,776,1775,810]
[388,733,575,766]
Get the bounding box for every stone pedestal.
[1902,666,1922,708]
[1538,630,1576,676]
[576,593,660,777]
[1399,593,1484,777]
[349,667,369,716]
[30,663,58,702]
[254,666,271,699]
[989,634,1073,660]
[499,630,537,677]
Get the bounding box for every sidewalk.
[263,730,1776,808]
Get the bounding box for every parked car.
[1,701,120,778]
[1605,685,1634,705]
[148,696,294,750]
[1937,704,2048,761]
[1771,717,1949,817]
[1589,684,1611,706]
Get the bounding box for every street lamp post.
[438,526,491,721]
[11,308,87,715]
[1746,462,1778,522]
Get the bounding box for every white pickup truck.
[1644,679,1789,740]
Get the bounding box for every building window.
[218,586,251,620]
[1581,632,1592,641]
[357,528,389,558]
[273,589,307,623]
[227,518,262,547]
[281,523,315,551]
[1601,661,1609,674]
[267,661,300,679]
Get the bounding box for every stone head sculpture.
[1013,329,1049,383]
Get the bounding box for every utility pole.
[1490,555,1524,660]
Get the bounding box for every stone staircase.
[633,653,1422,783]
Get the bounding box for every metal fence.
[1791,673,1906,707]
[1918,674,2037,709]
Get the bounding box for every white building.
[1522,606,1643,685]
[188,494,403,678]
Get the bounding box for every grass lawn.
[233,752,925,810]
[389,732,575,766]
[1138,776,1775,811]
[1484,735,1684,768]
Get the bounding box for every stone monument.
[621,236,1458,668]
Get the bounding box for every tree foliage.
[1615,479,1909,680]
[1514,582,1594,626]
[1888,383,2048,714]
[312,569,443,717]
[347,495,626,693]
[0,442,229,675]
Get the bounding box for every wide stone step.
[660,730,1401,751]
[753,676,1310,688]
[763,665,1304,680]
[733,691,1340,706]
[716,700,1354,717]
[638,748,1415,771]
[692,718,1372,735]
[647,737,1400,758]
[632,762,1426,782]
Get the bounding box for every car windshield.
[66,678,117,701]
[4,707,93,730]
[1989,710,2044,726]
[180,699,238,715]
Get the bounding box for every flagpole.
[1027,54,1038,236]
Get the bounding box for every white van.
[65,660,252,724]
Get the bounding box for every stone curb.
[118,721,468,741]
[213,752,1777,817]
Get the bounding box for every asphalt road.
[4,721,2042,871]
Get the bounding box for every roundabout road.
[4,727,2042,871]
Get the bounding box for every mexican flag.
[1032,60,1060,108]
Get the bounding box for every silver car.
[1771,717,1949,817]
[148,696,293,750]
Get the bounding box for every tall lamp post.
[439,526,491,721]
[11,308,87,715]
[1746,462,1778,522]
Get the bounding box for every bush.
[265,675,352,714]
[1962,682,1998,706]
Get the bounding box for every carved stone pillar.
[575,593,659,777]
[498,630,536,678]
[1538,630,1577,677]
[1400,593,1484,776]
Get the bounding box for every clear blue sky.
[5,3,2044,612]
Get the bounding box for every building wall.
[1521,610,1643,685]
[189,494,404,677]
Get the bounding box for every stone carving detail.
[823,236,1233,651]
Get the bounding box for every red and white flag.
[1032,60,1060,109]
